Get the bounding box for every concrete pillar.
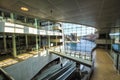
[39,35,41,49]
[1,12,4,17]
[10,13,14,22]
[35,18,38,51]
[110,38,113,55]
[105,33,108,50]
[12,34,17,57]
[48,36,50,48]
[1,12,4,21]
[56,36,57,46]
[62,31,65,53]
[46,21,50,54]
[3,33,7,51]
[36,35,38,51]
[11,13,16,57]
[24,17,27,23]
[25,35,28,48]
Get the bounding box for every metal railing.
[0,68,14,80]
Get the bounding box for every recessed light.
[21,7,29,11]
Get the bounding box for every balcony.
[0,21,62,36]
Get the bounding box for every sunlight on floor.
[0,58,18,67]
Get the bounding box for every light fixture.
[21,7,29,11]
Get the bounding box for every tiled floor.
[91,49,120,80]
[0,50,41,68]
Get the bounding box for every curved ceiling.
[0,0,120,31]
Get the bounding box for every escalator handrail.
[46,62,73,80]
[56,66,75,80]
[31,57,60,80]
[0,68,15,80]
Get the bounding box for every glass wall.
[109,27,120,72]
[62,23,97,60]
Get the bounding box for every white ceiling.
[0,0,120,32]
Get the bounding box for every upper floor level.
[0,9,62,35]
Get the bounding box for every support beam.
[36,35,38,51]
[48,36,50,48]
[35,18,38,51]
[25,35,28,48]
[24,17,27,23]
[39,35,41,49]
[11,13,16,57]
[12,34,17,57]
[56,36,57,46]
[3,33,7,52]
[1,12,4,18]
[10,13,14,22]
[47,21,50,48]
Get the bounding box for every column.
[56,36,57,46]
[110,36,113,56]
[24,17,27,23]
[25,35,28,48]
[10,13,14,22]
[39,35,41,49]
[62,30,65,53]
[1,12,4,21]
[54,36,57,51]
[1,12,4,17]
[48,36,50,48]
[105,33,108,50]
[11,13,16,57]
[35,18,38,51]
[3,33,7,52]
[47,21,50,54]
[36,35,38,51]
[12,34,17,57]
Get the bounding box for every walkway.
[50,51,92,67]
[91,49,120,80]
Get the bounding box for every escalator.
[45,62,74,80]
[32,56,94,80]
[56,65,75,80]
[0,68,14,80]
[32,60,75,80]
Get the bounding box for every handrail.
[45,62,73,80]
[50,50,92,67]
[31,57,60,80]
[0,68,15,80]
[56,66,75,80]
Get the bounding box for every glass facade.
[62,23,97,60]
[63,23,96,36]
[110,27,120,72]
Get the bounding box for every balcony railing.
[0,21,62,36]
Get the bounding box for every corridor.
[91,49,120,80]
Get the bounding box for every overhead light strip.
[21,7,29,11]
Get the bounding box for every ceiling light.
[21,7,29,11]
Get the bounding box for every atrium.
[0,0,120,80]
